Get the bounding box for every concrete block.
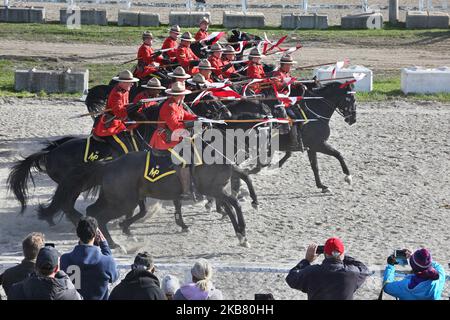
[406,11,429,29]
[60,8,107,26]
[223,11,265,29]
[427,12,449,29]
[169,11,211,27]
[401,66,450,94]
[0,6,8,22]
[29,7,45,23]
[281,13,328,29]
[314,65,373,92]
[15,68,89,94]
[138,12,160,27]
[7,7,29,23]
[118,10,139,26]
[341,13,383,29]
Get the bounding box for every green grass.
[0,22,448,45]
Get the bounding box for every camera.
[316,245,325,255]
[255,293,274,300]
[44,243,55,248]
[394,249,408,266]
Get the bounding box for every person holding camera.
[285,237,369,300]
[383,248,446,300]
[0,232,45,299]
[60,217,118,300]
[8,246,82,300]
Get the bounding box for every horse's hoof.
[182,227,190,233]
[240,240,251,248]
[344,175,353,185]
[205,203,212,212]
[251,202,259,210]
[220,214,228,220]
[322,187,331,193]
[122,228,132,236]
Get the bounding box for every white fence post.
[4,0,9,6]
[302,0,308,14]
[419,0,424,11]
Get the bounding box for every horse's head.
[336,83,357,125]
[313,82,357,125]
[193,95,232,120]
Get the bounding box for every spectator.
[109,252,166,300]
[161,275,180,300]
[0,232,45,298]
[8,246,82,300]
[383,248,446,300]
[60,217,118,300]
[285,237,369,300]
[174,258,223,300]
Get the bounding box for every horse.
[38,142,252,248]
[250,81,357,193]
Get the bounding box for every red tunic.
[176,46,199,75]
[161,37,178,61]
[150,99,197,150]
[271,70,291,92]
[134,44,165,79]
[208,55,224,80]
[127,91,160,130]
[194,30,208,42]
[93,86,129,137]
[221,58,236,79]
[247,62,265,79]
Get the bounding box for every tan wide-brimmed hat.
[165,81,192,96]
[112,70,139,83]
[142,31,153,39]
[279,54,297,64]
[167,66,191,79]
[223,45,236,55]
[199,16,210,25]
[180,31,195,42]
[168,25,181,35]
[141,78,166,90]
[207,43,223,52]
[198,59,215,70]
[187,73,208,85]
[248,48,264,58]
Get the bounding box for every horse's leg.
[205,196,214,212]
[316,142,352,185]
[232,167,258,209]
[173,200,189,232]
[61,192,84,226]
[119,200,148,236]
[223,194,249,248]
[278,151,292,168]
[307,149,330,193]
[217,196,242,245]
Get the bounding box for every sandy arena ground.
[0,96,449,299]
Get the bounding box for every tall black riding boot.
[288,125,303,152]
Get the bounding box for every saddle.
[83,135,113,163]
[143,149,176,182]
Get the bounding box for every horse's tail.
[7,136,77,213]
[37,161,106,222]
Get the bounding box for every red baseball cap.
[324,237,345,256]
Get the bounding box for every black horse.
[251,81,357,193]
[38,145,252,249]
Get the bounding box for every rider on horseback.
[207,43,224,80]
[92,70,140,154]
[195,59,215,83]
[134,31,169,81]
[176,32,200,75]
[221,45,237,79]
[162,25,181,63]
[273,54,304,152]
[194,17,210,42]
[247,48,266,93]
[149,82,198,201]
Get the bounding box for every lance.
[120,48,176,65]
[295,58,350,70]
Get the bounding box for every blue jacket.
[383,262,446,300]
[60,241,118,300]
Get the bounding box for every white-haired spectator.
[174,258,223,300]
[161,274,180,300]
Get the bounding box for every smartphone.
[394,249,408,265]
[44,243,55,248]
[316,245,325,255]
